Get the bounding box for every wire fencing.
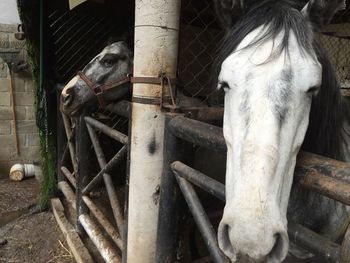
[178,0,224,104]
[178,0,350,100]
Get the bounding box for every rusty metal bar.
[58,181,76,210]
[298,171,350,206]
[168,116,350,202]
[62,113,78,172]
[82,145,127,195]
[171,161,225,202]
[61,166,76,188]
[86,123,124,238]
[84,116,128,144]
[168,115,226,153]
[170,158,344,261]
[175,174,229,263]
[82,196,123,250]
[288,222,341,262]
[79,214,121,263]
[296,151,350,184]
[182,107,224,123]
[105,100,130,119]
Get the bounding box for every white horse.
[214,0,349,262]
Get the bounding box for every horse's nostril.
[218,223,235,260]
[62,93,72,106]
[267,233,289,262]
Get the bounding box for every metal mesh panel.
[178,0,350,98]
[178,0,224,103]
[321,13,350,89]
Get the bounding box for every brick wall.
[0,24,40,176]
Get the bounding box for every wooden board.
[51,198,94,263]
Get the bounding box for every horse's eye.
[103,59,114,67]
[306,86,319,94]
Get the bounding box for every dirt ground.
[0,212,74,263]
[0,177,75,263]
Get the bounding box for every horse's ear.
[214,0,241,30]
[302,0,346,28]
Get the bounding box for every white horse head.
[215,0,345,261]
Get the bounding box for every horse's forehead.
[220,33,320,86]
[102,43,125,54]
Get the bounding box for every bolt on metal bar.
[85,116,128,144]
[86,123,125,238]
[61,166,76,188]
[171,161,225,202]
[83,196,123,250]
[82,145,127,195]
[174,174,229,263]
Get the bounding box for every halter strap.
[78,71,132,108]
[131,74,177,109]
[77,71,177,109]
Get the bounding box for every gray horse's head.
[60,41,133,115]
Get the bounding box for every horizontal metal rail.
[171,161,344,262]
[84,116,128,144]
[288,223,341,262]
[299,171,350,206]
[105,100,130,119]
[171,161,225,201]
[168,115,350,205]
[168,115,226,153]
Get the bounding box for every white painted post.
[127,0,181,262]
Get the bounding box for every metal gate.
[54,0,350,262]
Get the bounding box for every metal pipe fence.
[156,113,350,263]
[54,1,350,262]
[58,101,130,261]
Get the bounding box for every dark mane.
[213,0,311,77]
[213,0,347,160]
[303,41,346,160]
